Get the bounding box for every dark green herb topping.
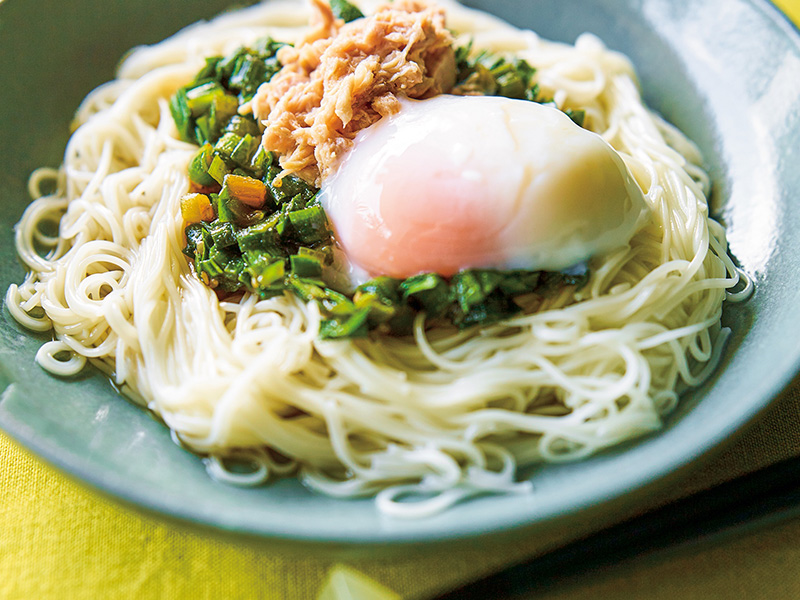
[330,0,365,22]
[454,42,586,127]
[170,37,286,147]
[183,197,589,338]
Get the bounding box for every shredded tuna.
[251,0,456,184]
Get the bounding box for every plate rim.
[1,0,800,547]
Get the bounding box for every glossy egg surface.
[320,95,646,282]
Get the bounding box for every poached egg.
[319,95,646,283]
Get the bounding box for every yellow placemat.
[784,0,800,22]
[4,381,800,600]
[2,2,800,599]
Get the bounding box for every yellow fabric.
[784,0,800,23]
[2,2,800,598]
[7,390,800,600]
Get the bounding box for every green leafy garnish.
[454,43,586,126]
[169,37,285,147]
[330,0,364,22]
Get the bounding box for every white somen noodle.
[6,0,750,517]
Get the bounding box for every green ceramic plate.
[1,0,799,551]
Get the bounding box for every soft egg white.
[319,95,647,284]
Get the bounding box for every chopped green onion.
[196,244,245,292]
[285,274,328,302]
[244,251,285,288]
[205,220,237,249]
[185,81,226,116]
[452,294,519,329]
[265,166,318,204]
[496,270,541,295]
[450,270,504,312]
[183,223,209,259]
[287,206,329,245]
[353,277,403,326]
[565,108,586,127]
[194,114,211,144]
[230,134,257,169]
[188,143,217,187]
[524,83,541,102]
[236,216,284,255]
[204,93,239,144]
[250,146,273,179]
[297,246,330,264]
[330,0,364,22]
[252,37,286,56]
[319,290,356,316]
[494,68,526,99]
[214,132,243,161]
[228,55,269,99]
[290,254,323,278]
[208,155,230,185]
[169,89,193,142]
[224,115,261,138]
[214,188,250,226]
[194,57,221,81]
[400,273,450,317]
[320,307,370,339]
[170,37,284,147]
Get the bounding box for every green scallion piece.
[228,55,268,99]
[495,70,526,99]
[452,294,519,329]
[496,270,541,295]
[230,134,257,170]
[244,251,285,288]
[194,57,222,82]
[285,275,327,302]
[194,114,211,145]
[265,167,318,204]
[354,277,401,324]
[353,291,397,324]
[224,115,261,138]
[290,254,323,278]
[399,273,449,317]
[169,89,193,142]
[206,94,239,143]
[183,223,208,259]
[565,108,586,127]
[250,146,273,179]
[197,246,246,292]
[214,188,249,225]
[320,290,356,316]
[188,143,217,187]
[206,220,238,249]
[217,47,247,82]
[329,0,364,22]
[450,270,504,312]
[214,132,243,160]
[236,215,284,255]
[287,206,329,245]
[185,82,226,116]
[320,308,370,339]
[253,37,287,58]
[297,246,329,264]
[208,155,230,185]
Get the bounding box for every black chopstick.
[426,454,800,599]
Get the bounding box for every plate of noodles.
[0,0,799,548]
